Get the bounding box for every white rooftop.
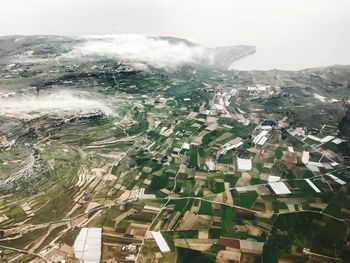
[253,131,269,145]
[269,182,291,195]
[307,135,321,142]
[320,135,335,144]
[74,228,102,263]
[323,163,333,170]
[288,146,294,153]
[306,164,320,172]
[237,158,252,171]
[307,161,324,168]
[151,231,171,253]
[332,138,345,145]
[257,136,268,146]
[268,175,281,183]
[226,142,243,151]
[328,174,346,185]
[182,142,190,150]
[219,142,244,156]
[261,125,273,130]
[301,151,310,165]
[305,179,321,193]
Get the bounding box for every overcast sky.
[1,0,350,69]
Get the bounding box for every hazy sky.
[1,0,350,69]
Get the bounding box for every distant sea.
[229,43,350,71]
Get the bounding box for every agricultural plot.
[264,211,347,262]
[0,36,349,263]
[239,191,259,209]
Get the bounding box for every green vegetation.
[0,227,49,249]
[149,173,171,191]
[202,130,227,146]
[0,36,350,263]
[188,145,198,168]
[0,147,28,175]
[198,200,213,215]
[176,247,215,263]
[255,162,271,173]
[275,146,286,159]
[217,151,233,164]
[264,211,347,262]
[208,178,225,194]
[323,191,350,219]
[239,191,258,209]
[220,205,236,237]
[126,108,149,135]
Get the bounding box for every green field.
[220,205,236,237]
[239,191,258,209]
[198,200,214,215]
[263,211,347,262]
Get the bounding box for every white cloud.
[60,34,208,70]
[0,90,113,117]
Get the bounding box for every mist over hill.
[0,34,255,70]
[0,33,350,263]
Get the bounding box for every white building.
[307,135,321,142]
[253,131,269,146]
[237,158,252,171]
[74,228,102,263]
[305,179,321,193]
[301,151,310,165]
[182,142,190,150]
[328,174,346,185]
[287,146,294,153]
[269,182,291,195]
[320,135,335,144]
[332,138,346,145]
[151,231,171,253]
[267,175,281,183]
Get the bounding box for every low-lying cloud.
[60,34,208,70]
[0,90,113,118]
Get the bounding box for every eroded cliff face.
[339,106,350,138]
